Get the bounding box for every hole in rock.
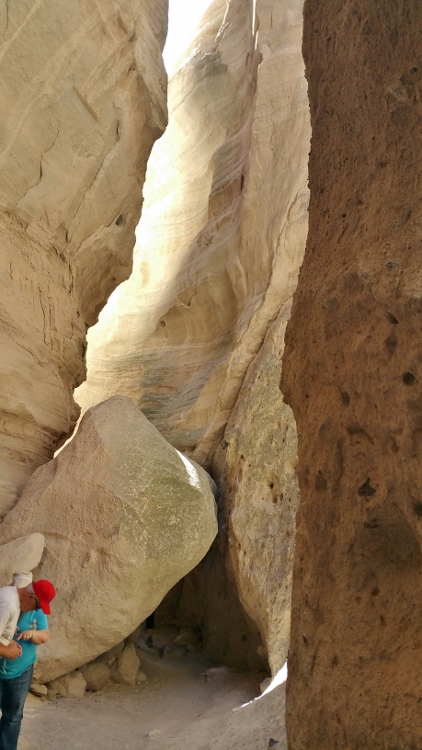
[402,371,416,385]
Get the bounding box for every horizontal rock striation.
[282,1,422,747]
[0,0,167,516]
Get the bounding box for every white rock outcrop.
[0,396,217,682]
[0,0,168,517]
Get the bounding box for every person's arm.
[0,641,22,659]
[0,593,22,658]
[16,629,49,646]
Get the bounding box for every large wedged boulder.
[0,396,217,682]
[0,0,168,516]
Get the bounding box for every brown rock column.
[282,2,422,748]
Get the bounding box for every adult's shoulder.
[0,586,18,604]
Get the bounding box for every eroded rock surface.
[213,302,299,675]
[77,0,309,467]
[0,533,44,587]
[282,2,422,747]
[74,0,308,676]
[0,0,167,516]
[0,396,217,682]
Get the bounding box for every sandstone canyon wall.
[0,0,167,518]
[76,0,309,674]
[282,1,422,747]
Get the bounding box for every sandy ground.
[17,635,286,750]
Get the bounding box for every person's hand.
[5,641,22,659]
[16,630,32,642]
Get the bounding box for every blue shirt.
[0,609,48,680]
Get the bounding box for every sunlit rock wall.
[77,0,309,672]
[282,1,422,747]
[0,0,167,516]
[77,0,259,460]
[77,0,309,466]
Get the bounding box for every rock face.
[213,302,299,675]
[0,396,217,682]
[76,0,310,465]
[0,0,167,517]
[0,533,44,587]
[74,0,308,676]
[282,2,422,748]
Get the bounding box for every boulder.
[0,396,217,682]
[111,644,140,685]
[29,683,48,698]
[136,670,147,685]
[0,534,44,587]
[81,662,110,692]
[47,671,86,699]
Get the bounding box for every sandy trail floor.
[18,640,286,750]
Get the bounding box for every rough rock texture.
[80,662,110,692]
[0,533,44,587]
[213,301,299,675]
[47,671,87,699]
[161,540,267,671]
[282,2,422,748]
[74,0,308,676]
[0,0,167,516]
[77,0,309,465]
[0,396,217,682]
[111,643,140,685]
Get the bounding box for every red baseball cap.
[32,580,56,615]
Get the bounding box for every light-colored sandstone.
[75,0,308,677]
[213,302,299,676]
[0,0,167,516]
[0,396,217,682]
[77,0,309,466]
[81,662,110,692]
[0,533,44,587]
[47,671,87,699]
[282,2,422,747]
[111,643,140,685]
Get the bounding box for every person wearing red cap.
[0,578,55,750]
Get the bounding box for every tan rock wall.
[282,1,422,747]
[214,302,299,675]
[0,0,167,515]
[77,0,309,465]
[76,0,309,673]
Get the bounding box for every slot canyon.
[0,0,420,748]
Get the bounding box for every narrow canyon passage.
[18,629,286,750]
[2,0,420,747]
